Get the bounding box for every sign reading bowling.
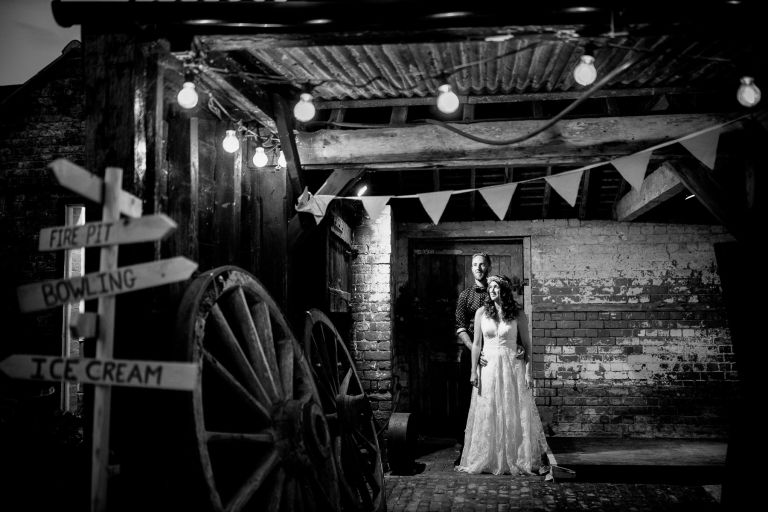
[17,256,198,312]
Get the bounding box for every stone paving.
[384,440,721,511]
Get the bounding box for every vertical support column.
[91,167,121,512]
[165,114,199,298]
[257,166,289,312]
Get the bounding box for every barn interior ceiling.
[54,0,767,224]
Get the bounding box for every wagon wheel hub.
[275,398,332,473]
[337,392,372,429]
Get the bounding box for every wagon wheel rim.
[176,266,340,512]
[302,309,386,512]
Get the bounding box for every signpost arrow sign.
[39,214,177,251]
[48,159,143,218]
[0,354,199,391]
[17,256,198,312]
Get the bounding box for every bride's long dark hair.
[483,275,521,322]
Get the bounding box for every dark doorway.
[407,239,524,436]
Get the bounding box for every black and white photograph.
[1,1,766,510]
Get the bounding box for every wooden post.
[91,166,121,512]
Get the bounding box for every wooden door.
[408,240,524,436]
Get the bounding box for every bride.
[455,275,550,475]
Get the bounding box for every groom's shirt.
[455,285,487,338]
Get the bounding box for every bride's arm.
[470,307,484,387]
[517,310,533,387]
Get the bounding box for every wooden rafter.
[614,162,685,221]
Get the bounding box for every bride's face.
[488,281,500,301]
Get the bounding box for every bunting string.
[296,110,764,224]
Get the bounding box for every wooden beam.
[197,63,276,133]
[665,160,742,240]
[541,167,552,219]
[329,108,346,123]
[390,106,408,125]
[295,113,738,169]
[615,162,685,221]
[462,104,475,122]
[287,168,364,249]
[578,168,591,219]
[469,168,476,214]
[272,93,304,201]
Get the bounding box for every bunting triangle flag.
[418,191,453,225]
[680,130,721,170]
[312,195,334,225]
[545,170,584,208]
[479,183,518,220]
[611,151,651,192]
[360,196,392,221]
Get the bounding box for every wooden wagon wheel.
[175,266,340,512]
[302,309,386,512]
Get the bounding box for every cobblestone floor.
[384,441,721,511]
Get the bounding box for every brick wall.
[0,44,85,359]
[395,219,738,438]
[350,206,394,426]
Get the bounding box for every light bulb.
[356,185,368,197]
[293,93,316,122]
[436,84,460,114]
[177,82,199,109]
[573,55,597,86]
[737,76,761,107]
[252,146,268,167]
[222,130,239,153]
[277,150,286,168]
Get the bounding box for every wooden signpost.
[2,159,200,512]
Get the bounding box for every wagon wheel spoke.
[224,449,281,512]
[352,428,378,456]
[345,431,380,491]
[202,349,270,424]
[308,328,339,396]
[341,435,375,510]
[284,478,299,512]
[251,300,283,398]
[320,324,341,391]
[220,288,282,402]
[276,338,294,399]
[265,468,286,512]
[205,430,274,444]
[209,304,272,406]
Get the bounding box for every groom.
[453,252,492,465]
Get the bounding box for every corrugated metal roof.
[247,36,737,101]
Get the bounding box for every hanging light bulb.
[252,146,268,167]
[737,76,761,107]
[222,129,240,153]
[436,83,460,114]
[573,55,597,86]
[293,93,316,122]
[177,81,199,109]
[277,149,287,168]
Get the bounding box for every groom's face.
[471,255,489,281]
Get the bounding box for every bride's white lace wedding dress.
[455,314,550,475]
